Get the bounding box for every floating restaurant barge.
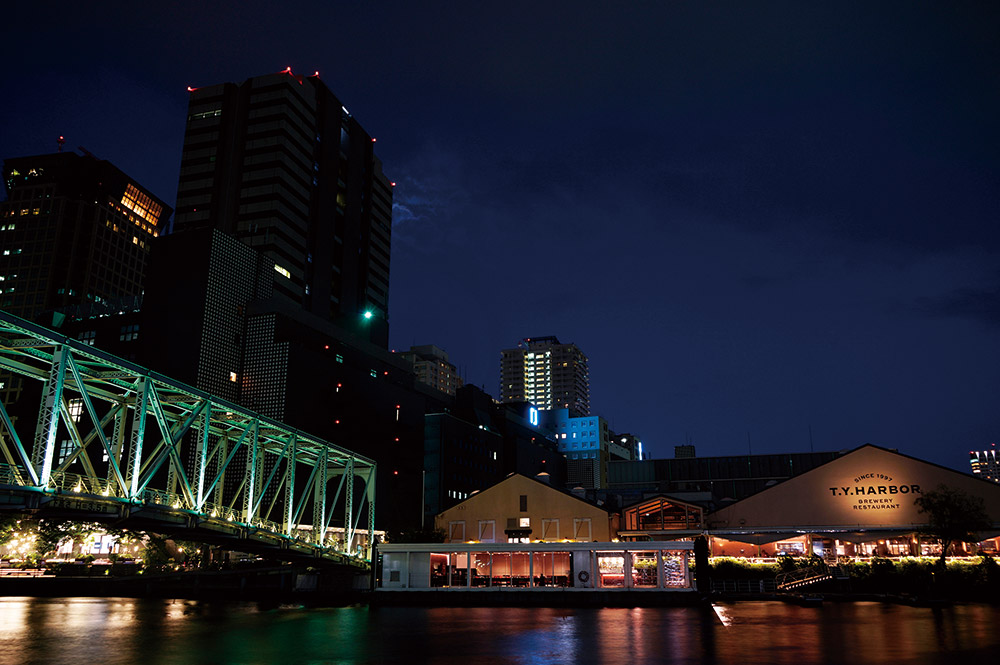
[373,541,696,606]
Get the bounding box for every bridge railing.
[141,487,186,509]
[47,470,122,499]
[0,464,26,487]
[200,501,241,522]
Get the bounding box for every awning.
[709,532,802,545]
[504,529,532,539]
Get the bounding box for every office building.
[174,69,393,346]
[0,150,169,321]
[422,386,565,526]
[400,345,463,396]
[544,408,632,489]
[500,336,589,415]
[0,150,169,412]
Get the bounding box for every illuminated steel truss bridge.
[0,310,376,566]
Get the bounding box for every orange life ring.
[578,570,589,583]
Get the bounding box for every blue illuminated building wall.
[543,408,633,489]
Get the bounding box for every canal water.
[1,597,997,664]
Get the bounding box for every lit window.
[274,265,291,279]
[189,108,222,121]
[68,399,84,423]
[229,372,237,382]
[120,184,162,225]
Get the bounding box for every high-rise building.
[500,336,589,415]
[0,151,169,321]
[400,345,464,396]
[971,445,1000,483]
[139,226,439,533]
[173,69,393,346]
[0,150,169,411]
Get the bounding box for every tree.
[915,485,993,567]
[33,519,102,559]
[0,515,18,547]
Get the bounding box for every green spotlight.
[363,310,373,320]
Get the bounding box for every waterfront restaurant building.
[434,473,614,543]
[377,473,693,591]
[377,540,693,591]
[705,444,1000,558]
[375,445,1000,594]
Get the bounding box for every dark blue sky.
[2,2,997,470]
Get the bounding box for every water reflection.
[0,598,998,665]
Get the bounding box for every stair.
[776,564,835,591]
[828,564,850,580]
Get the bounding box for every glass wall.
[597,552,625,588]
[430,552,449,587]
[491,551,511,585]
[661,552,688,588]
[449,552,469,587]
[471,551,491,586]
[483,552,533,586]
[511,552,531,586]
[376,544,694,591]
[533,551,571,587]
[631,551,658,588]
[623,497,702,531]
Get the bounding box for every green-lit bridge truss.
[0,310,376,566]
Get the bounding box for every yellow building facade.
[435,473,613,543]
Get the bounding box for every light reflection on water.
[0,598,997,665]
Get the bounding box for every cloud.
[390,142,469,220]
[916,277,1000,327]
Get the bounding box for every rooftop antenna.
[57,135,65,152]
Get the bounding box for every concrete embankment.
[370,588,707,608]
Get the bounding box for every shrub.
[709,557,780,580]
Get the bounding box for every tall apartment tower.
[500,336,589,415]
[173,69,393,346]
[399,345,464,396]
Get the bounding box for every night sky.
[2,2,997,471]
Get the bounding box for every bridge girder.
[0,310,378,563]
